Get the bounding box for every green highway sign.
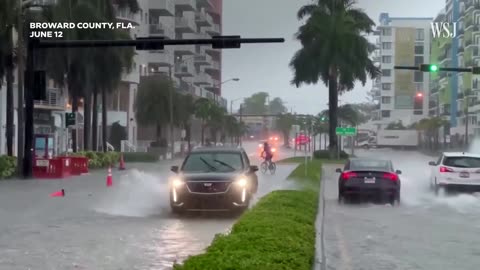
[336,127,357,136]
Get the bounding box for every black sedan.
[336,158,402,205]
[169,147,259,213]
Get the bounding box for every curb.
[313,167,327,270]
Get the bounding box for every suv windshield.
[443,156,480,168]
[182,152,244,172]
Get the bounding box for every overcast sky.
[221,0,445,114]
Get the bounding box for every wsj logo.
[431,22,457,38]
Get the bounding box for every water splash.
[94,169,169,217]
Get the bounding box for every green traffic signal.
[419,64,438,72]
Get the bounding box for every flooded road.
[0,142,298,270]
[322,148,480,270]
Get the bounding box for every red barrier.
[33,157,72,179]
[70,157,89,175]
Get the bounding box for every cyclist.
[261,142,274,167]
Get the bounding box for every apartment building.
[372,13,433,128]
[429,0,480,142]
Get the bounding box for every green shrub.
[0,155,17,179]
[123,152,158,162]
[73,151,120,169]
[173,190,318,270]
[313,149,349,159]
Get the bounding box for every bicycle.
[260,159,276,175]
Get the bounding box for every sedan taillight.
[341,171,357,180]
[383,172,398,181]
[440,166,454,173]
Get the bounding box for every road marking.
[335,225,353,270]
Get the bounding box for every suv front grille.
[187,181,231,193]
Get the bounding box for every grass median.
[173,157,345,270]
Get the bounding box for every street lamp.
[213,78,240,105]
[230,97,243,114]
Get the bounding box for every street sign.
[65,112,75,127]
[336,127,357,136]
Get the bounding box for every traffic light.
[419,64,438,72]
[65,112,75,127]
[414,92,423,114]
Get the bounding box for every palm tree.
[135,75,172,144]
[276,113,295,147]
[290,0,380,158]
[174,93,195,151]
[194,98,212,145]
[0,0,17,156]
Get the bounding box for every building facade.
[372,13,433,127]
[429,0,480,143]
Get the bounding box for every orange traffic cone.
[50,189,65,197]
[106,166,113,187]
[119,153,126,170]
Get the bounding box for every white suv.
[429,152,480,194]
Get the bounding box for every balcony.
[197,0,214,9]
[178,81,195,95]
[148,49,174,66]
[174,45,195,56]
[204,60,220,76]
[34,88,65,110]
[465,39,473,47]
[174,61,194,77]
[175,17,195,33]
[149,23,174,39]
[149,0,175,16]
[113,5,140,24]
[194,72,213,86]
[473,47,479,59]
[195,10,213,27]
[194,54,212,66]
[175,0,196,11]
[205,24,221,35]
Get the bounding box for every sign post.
[336,127,357,159]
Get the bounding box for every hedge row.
[0,155,16,179]
[173,189,319,270]
[72,151,120,169]
[122,152,159,162]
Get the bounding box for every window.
[382,28,392,36]
[443,156,480,168]
[415,45,424,54]
[414,71,424,82]
[416,29,425,40]
[182,152,244,172]
[382,42,392,50]
[382,69,391,76]
[382,56,392,63]
[414,56,424,65]
[382,97,391,104]
[350,160,391,171]
[381,110,391,117]
[382,83,392,90]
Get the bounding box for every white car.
[429,152,480,194]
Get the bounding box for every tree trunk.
[83,92,92,151]
[156,122,162,142]
[92,90,98,151]
[328,75,338,159]
[102,88,107,152]
[186,123,191,152]
[201,121,205,145]
[6,25,14,156]
[72,93,78,153]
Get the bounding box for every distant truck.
[373,130,418,149]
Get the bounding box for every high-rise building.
[429,0,480,143]
[371,13,433,127]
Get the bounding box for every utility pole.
[16,0,25,176]
[465,97,469,147]
[239,103,243,146]
[168,65,174,159]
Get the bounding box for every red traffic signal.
[416,92,423,98]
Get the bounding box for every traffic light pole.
[21,36,285,178]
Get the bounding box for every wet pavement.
[0,142,298,270]
[321,148,480,270]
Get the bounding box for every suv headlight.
[172,178,185,187]
[235,177,247,187]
